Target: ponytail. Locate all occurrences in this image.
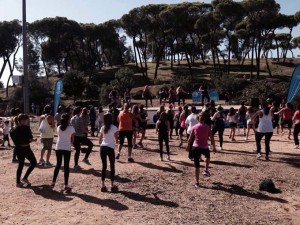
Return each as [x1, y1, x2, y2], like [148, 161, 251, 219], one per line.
[60, 113, 70, 131]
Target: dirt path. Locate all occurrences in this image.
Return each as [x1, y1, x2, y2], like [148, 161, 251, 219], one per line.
[0, 127, 299, 225]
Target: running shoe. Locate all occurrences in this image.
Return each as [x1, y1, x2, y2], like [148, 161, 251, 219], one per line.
[21, 178, 31, 186]
[111, 185, 119, 193]
[256, 153, 262, 159]
[202, 170, 211, 177]
[101, 186, 107, 192]
[16, 183, 24, 188]
[73, 165, 82, 170]
[12, 159, 18, 163]
[116, 153, 120, 159]
[194, 182, 200, 188]
[133, 144, 138, 149]
[82, 158, 91, 165]
[128, 157, 134, 162]
[45, 161, 53, 167]
[295, 145, 299, 149]
[160, 157, 163, 161]
[39, 159, 45, 166]
[167, 155, 170, 160]
[265, 156, 270, 161]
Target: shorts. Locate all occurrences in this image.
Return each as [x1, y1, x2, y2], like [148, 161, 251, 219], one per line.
[179, 127, 185, 135]
[192, 147, 210, 168]
[229, 122, 237, 128]
[41, 138, 53, 151]
[281, 119, 293, 129]
[119, 130, 133, 147]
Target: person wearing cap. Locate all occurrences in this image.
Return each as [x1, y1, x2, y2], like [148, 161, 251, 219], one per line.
[167, 104, 175, 139]
[211, 105, 226, 150]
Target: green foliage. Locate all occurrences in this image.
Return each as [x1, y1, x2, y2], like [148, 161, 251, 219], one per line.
[85, 84, 100, 100]
[170, 75, 193, 92]
[212, 73, 250, 96]
[63, 70, 86, 102]
[243, 81, 288, 103]
[99, 83, 112, 106]
[111, 67, 134, 94]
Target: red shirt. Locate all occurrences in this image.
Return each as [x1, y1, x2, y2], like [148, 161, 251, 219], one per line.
[282, 108, 293, 120]
[118, 111, 133, 131]
[192, 123, 210, 148]
[294, 110, 300, 124]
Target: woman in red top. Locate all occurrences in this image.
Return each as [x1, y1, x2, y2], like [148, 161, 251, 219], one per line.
[292, 104, 300, 148]
[276, 102, 294, 140]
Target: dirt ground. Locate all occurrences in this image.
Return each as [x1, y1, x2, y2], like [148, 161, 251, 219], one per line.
[0, 120, 299, 225]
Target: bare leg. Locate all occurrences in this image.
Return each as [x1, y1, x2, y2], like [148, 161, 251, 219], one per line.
[195, 168, 200, 184]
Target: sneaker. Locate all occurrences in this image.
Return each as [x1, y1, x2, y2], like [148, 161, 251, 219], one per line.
[128, 157, 134, 163]
[73, 165, 82, 170]
[265, 156, 270, 161]
[16, 183, 24, 188]
[160, 157, 163, 161]
[116, 153, 120, 159]
[133, 144, 138, 149]
[39, 159, 45, 166]
[101, 186, 107, 192]
[295, 145, 299, 149]
[111, 185, 119, 193]
[167, 155, 170, 160]
[45, 161, 53, 167]
[12, 159, 18, 163]
[178, 142, 182, 147]
[21, 178, 31, 186]
[194, 182, 200, 188]
[257, 153, 262, 159]
[82, 158, 91, 165]
[202, 170, 211, 177]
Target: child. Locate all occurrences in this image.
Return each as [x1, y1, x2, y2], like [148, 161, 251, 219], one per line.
[227, 107, 238, 141]
[2, 120, 11, 147]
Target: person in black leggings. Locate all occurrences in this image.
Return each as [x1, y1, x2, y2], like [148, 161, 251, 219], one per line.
[14, 114, 37, 187]
[156, 112, 170, 161]
[211, 105, 225, 150]
[99, 113, 119, 192]
[51, 114, 75, 191]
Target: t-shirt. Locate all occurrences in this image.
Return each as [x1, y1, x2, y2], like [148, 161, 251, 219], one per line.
[294, 110, 300, 124]
[14, 125, 33, 146]
[118, 111, 133, 131]
[282, 108, 293, 120]
[3, 124, 10, 135]
[192, 123, 210, 148]
[55, 126, 75, 151]
[54, 112, 63, 125]
[100, 125, 118, 149]
[40, 116, 54, 139]
[185, 113, 198, 134]
[227, 114, 237, 123]
[71, 115, 85, 137]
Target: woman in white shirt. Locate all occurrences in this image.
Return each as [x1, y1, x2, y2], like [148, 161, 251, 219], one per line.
[99, 113, 119, 192]
[227, 107, 238, 141]
[51, 114, 75, 192]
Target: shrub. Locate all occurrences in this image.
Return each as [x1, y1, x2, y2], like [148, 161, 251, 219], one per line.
[111, 67, 134, 94]
[170, 75, 193, 92]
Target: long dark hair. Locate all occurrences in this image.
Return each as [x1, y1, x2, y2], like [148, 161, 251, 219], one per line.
[103, 113, 113, 134]
[262, 102, 270, 115]
[60, 113, 70, 131]
[228, 107, 235, 116]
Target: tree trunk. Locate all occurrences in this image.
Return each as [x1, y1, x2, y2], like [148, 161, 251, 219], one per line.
[264, 50, 272, 77]
[133, 38, 139, 71]
[227, 34, 231, 75]
[250, 37, 255, 81]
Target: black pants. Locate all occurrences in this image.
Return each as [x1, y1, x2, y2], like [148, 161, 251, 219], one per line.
[169, 120, 174, 137]
[100, 146, 115, 181]
[13, 146, 18, 161]
[159, 133, 170, 158]
[145, 96, 152, 108]
[52, 150, 71, 185]
[16, 146, 37, 184]
[90, 121, 96, 135]
[73, 136, 93, 166]
[212, 125, 225, 147]
[293, 123, 300, 146]
[177, 93, 185, 106]
[255, 132, 273, 157]
[202, 94, 210, 105]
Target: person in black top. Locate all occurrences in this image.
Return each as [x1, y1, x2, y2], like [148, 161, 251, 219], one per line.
[109, 102, 120, 127]
[14, 114, 37, 187]
[238, 101, 248, 136]
[199, 83, 210, 106]
[211, 105, 225, 150]
[166, 104, 175, 139]
[156, 112, 170, 161]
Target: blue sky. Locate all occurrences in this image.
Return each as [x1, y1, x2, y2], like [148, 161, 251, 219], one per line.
[0, 0, 300, 83]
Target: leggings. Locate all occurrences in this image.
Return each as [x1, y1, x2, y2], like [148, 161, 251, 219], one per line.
[212, 125, 225, 147]
[255, 132, 273, 157]
[293, 123, 300, 146]
[16, 146, 37, 184]
[90, 121, 96, 134]
[100, 146, 115, 181]
[158, 133, 170, 158]
[52, 150, 71, 185]
[73, 136, 94, 166]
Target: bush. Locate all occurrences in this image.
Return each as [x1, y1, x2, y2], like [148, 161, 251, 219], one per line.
[63, 70, 86, 103]
[99, 83, 113, 106]
[170, 75, 193, 92]
[85, 84, 100, 100]
[111, 67, 134, 94]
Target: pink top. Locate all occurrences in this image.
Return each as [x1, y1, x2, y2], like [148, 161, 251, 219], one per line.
[192, 123, 210, 148]
[282, 108, 293, 120]
[294, 110, 300, 124]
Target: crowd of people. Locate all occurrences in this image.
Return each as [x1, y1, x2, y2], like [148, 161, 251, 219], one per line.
[4, 97, 300, 191]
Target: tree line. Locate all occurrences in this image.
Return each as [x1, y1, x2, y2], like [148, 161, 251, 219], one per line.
[1, 0, 300, 90]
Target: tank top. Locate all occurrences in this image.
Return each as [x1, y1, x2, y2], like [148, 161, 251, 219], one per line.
[215, 112, 224, 127]
[257, 111, 273, 133]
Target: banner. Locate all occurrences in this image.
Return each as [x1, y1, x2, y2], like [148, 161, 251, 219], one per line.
[287, 64, 300, 102]
[54, 80, 63, 115]
[192, 89, 219, 102]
